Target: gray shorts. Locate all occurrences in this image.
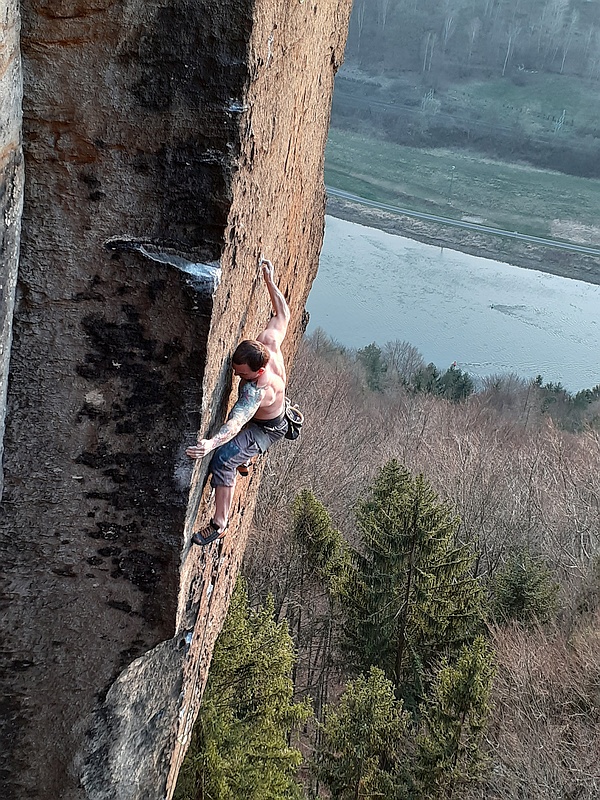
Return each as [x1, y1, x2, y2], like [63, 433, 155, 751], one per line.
[209, 416, 288, 488]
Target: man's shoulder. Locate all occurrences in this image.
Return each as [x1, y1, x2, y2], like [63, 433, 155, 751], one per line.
[256, 329, 283, 353]
[240, 380, 265, 400]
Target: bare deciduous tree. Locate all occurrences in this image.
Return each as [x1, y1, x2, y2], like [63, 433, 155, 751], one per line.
[474, 619, 600, 800]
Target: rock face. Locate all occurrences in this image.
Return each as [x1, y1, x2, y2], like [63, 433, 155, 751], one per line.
[0, 2, 351, 799]
[0, 1, 23, 498]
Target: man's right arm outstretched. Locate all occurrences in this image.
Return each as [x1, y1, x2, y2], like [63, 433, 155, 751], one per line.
[257, 259, 290, 350]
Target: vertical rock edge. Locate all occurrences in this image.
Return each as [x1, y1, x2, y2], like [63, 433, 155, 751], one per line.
[0, 0, 24, 498]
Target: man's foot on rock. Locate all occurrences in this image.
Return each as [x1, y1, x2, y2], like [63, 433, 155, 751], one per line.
[191, 520, 228, 546]
[237, 462, 251, 477]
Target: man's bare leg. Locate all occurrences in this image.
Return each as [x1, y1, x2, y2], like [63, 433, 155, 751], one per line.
[213, 484, 235, 531]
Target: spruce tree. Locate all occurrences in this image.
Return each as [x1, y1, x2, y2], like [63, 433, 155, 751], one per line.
[291, 489, 351, 743]
[174, 579, 310, 800]
[357, 342, 388, 392]
[415, 636, 495, 799]
[411, 363, 440, 395]
[490, 548, 559, 625]
[313, 667, 413, 800]
[341, 460, 485, 708]
[292, 488, 350, 592]
[437, 365, 474, 401]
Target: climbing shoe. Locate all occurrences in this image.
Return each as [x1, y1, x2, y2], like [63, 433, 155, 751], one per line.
[192, 520, 228, 546]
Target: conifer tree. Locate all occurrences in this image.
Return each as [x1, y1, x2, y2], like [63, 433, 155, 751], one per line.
[415, 636, 495, 799]
[490, 548, 559, 625]
[291, 489, 352, 742]
[341, 460, 485, 707]
[174, 579, 311, 800]
[357, 342, 387, 392]
[437, 365, 474, 401]
[313, 667, 413, 800]
[411, 363, 440, 395]
[292, 488, 350, 592]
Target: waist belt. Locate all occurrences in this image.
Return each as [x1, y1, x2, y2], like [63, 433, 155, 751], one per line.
[252, 412, 286, 430]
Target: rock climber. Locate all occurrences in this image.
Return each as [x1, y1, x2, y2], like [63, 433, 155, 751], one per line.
[186, 258, 290, 545]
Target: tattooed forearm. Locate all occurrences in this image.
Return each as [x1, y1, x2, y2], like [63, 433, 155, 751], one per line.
[208, 382, 265, 449]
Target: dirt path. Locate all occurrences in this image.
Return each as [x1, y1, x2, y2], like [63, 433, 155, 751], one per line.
[327, 195, 600, 287]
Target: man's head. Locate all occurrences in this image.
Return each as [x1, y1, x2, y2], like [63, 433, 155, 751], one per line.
[232, 339, 270, 380]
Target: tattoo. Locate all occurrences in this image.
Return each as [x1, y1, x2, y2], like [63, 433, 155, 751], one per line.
[210, 382, 265, 449]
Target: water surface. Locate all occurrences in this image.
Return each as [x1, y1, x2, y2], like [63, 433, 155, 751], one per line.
[307, 216, 600, 391]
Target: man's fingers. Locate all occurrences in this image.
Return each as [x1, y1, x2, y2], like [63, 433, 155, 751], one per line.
[187, 438, 212, 459]
[260, 258, 274, 277]
[186, 446, 206, 459]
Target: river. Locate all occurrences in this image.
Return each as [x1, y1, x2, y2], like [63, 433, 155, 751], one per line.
[306, 216, 600, 391]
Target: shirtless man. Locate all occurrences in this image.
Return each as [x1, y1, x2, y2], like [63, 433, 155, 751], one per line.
[186, 258, 290, 545]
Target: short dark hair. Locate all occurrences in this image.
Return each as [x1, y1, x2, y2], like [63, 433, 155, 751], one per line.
[232, 339, 270, 371]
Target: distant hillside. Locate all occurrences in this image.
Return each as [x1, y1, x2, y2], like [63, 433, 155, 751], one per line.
[334, 0, 600, 177]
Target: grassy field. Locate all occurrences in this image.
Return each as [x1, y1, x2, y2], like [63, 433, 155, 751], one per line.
[325, 127, 600, 243]
[441, 72, 600, 139]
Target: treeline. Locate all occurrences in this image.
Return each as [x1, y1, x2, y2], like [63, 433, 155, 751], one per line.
[332, 88, 600, 178]
[347, 0, 600, 84]
[333, 0, 600, 177]
[323, 331, 600, 432]
[331, 84, 600, 178]
[176, 334, 600, 798]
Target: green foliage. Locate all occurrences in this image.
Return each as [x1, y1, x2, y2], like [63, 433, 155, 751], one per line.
[573, 384, 600, 408]
[357, 342, 388, 392]
[308, 333, 475, 401]
[411, 363, 440, 395]
[340, 460, 485, 707]
[436, 365, 474, 402]
[412, 363, 474, 402]
[535, 378, 600, 431]
[313, 667, 413, 800]
[174, 579, 311, 800]
[490, 549, 560, 626]
[293, 489, 351, 593]
[307, 333, 600, 430]
[415, 637, 495, 799]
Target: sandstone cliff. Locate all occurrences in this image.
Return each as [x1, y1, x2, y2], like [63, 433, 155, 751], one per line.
[0, 0, 23, 498]
[0, 1, 351, 798]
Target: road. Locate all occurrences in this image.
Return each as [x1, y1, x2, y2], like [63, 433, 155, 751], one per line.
[326, 187, 600, 257]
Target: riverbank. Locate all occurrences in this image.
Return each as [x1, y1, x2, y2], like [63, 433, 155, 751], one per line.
[326, 194, 600, 287]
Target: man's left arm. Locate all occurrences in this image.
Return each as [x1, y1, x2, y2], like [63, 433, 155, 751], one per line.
[186, 382, 265, 460]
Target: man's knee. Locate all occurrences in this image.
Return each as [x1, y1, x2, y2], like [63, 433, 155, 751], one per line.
[209, 445, 227, 472]
[209, 443, 237, 487]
